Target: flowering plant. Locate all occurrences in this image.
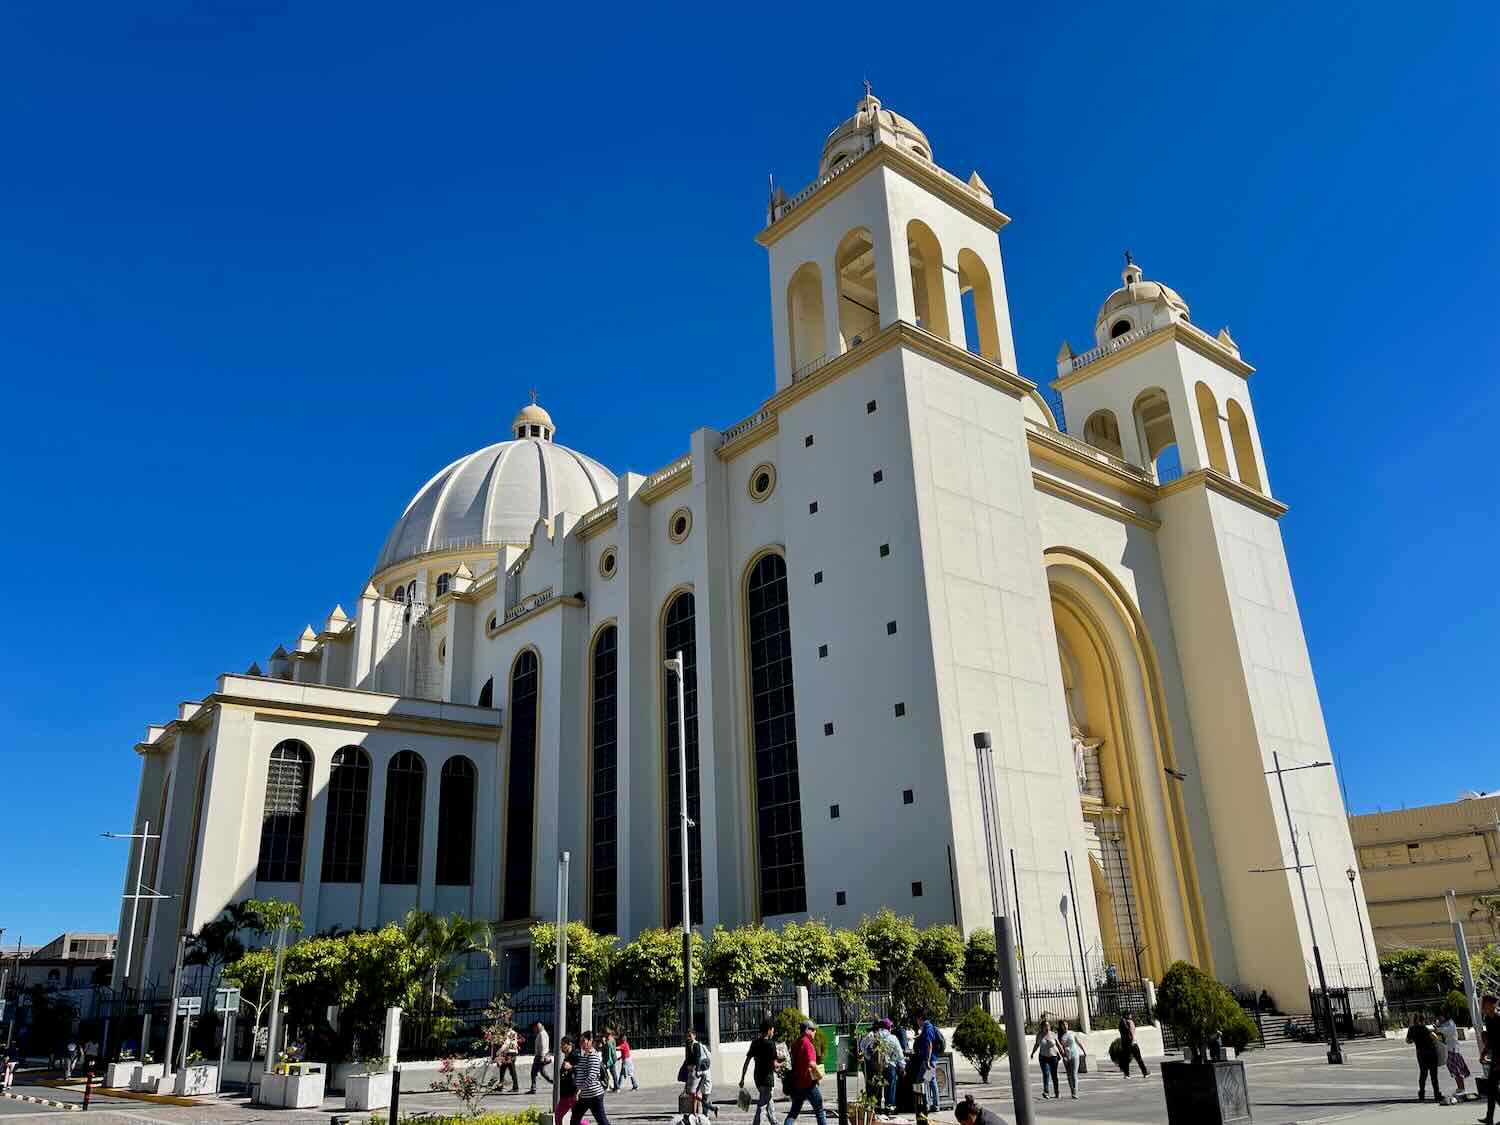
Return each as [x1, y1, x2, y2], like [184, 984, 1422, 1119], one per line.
[431, 1056, 502, 1117]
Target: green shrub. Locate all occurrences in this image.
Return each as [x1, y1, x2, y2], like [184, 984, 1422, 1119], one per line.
[1440, 990, 1471, 1024]
[774, 1007, 829, 1057]
[1107, 1037, 1124, 1064]
[914, 925, 966, 993]
[1155, 961, 1251, 1063]
[858, 909, 919, 982]
[962, 930, 999, 991]
[892, 960, 949, 1025]
[1416, 951, 1463, 996]
[951, 1007, 1006, 1082]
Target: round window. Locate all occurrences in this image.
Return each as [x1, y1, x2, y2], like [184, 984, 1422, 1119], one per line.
[748, 462, 777, 502]
[599, 546, 619, 579]
[668, 507, 693, 543]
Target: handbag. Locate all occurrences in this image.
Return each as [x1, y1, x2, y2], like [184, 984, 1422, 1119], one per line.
[1078, 1055, 1088, 1074]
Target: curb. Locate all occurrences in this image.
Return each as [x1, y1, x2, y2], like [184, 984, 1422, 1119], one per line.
[1, 1089, 82, 1111]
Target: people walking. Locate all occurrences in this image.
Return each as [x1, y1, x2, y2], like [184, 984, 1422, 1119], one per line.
[1117, 1012, 1149, 1077]
[876, 1019, 904, 1113]
[1405, 1015, 1443, 1102]
[529, 1021, 554, 1093]
[602, 1029, 619, 1093]
[498, 1024, 521, 1092]
[1057, 1020, 1086, 1099]
[569, 1030, 612, 1125]
[1434, 1013, 1469, 1094]
[1480, 994, 1500, 1125]
[681, 1028, 716, 1120]
[615, 1033, 638, 1091]
[554, 1036, 577, 1125]
[739, 1017, 781, 1125]
[1029, 1019, 1060, 1099]
[785, 1020, 828, 1125]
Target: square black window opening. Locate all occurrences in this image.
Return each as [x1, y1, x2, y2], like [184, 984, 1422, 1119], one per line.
[879, 543, 890, 557]
[805, 434, 815, 447]
[903, 788, 914, 804]
[911, 881, 923, 897]
[823, 722, 834, 736]
[894, 702, 906, 717]
[866, 400, 877, 413]
[809, 501, 819, 514]
[818, 644, 828, 658]
[830, 804, 840, 819]
[886, 621, 898, 635]
[873, 470, 883, 484]
[836, 890, 848, 905]
[813, 571, 823, 585]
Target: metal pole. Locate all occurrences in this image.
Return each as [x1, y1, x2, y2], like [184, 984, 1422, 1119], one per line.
[1345, 869, 1377, 995]
[1064, 851, 1090, 1025]
[123, 821, 149, 985]
[667, 651, 694, 1037]
[266, 921, 289, 1068]
[1111, 835, 1144, 982]
[553, 851, 570, 1116]
[1445, 890, 1480, 1035]
[1271, 752, 1343, 1064]
[162, 933, 187, 1079]
[974, 731, 1034, 1125]
[1009, 849, 1031, 1024]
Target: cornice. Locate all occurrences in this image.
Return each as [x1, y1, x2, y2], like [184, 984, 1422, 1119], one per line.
[639, 467, 694, 505]
[755, 143, 1010, 248]
[576, 509, 618, 541]
[1052, 322, 1254, 392]
[1024, 427, 1157, 501]
[1157, 468, 1289, 519]
[715, 414, 779, 462]
[1032, 471, 1160, 531]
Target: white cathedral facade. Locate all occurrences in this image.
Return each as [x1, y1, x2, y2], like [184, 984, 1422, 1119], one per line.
[117, 93, 1375, 1007]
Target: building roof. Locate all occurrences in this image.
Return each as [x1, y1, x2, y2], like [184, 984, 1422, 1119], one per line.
[1096, 261, 1190, 329]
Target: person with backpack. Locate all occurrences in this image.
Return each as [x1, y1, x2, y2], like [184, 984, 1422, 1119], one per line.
[681, 1028, 716, 1120]
[1116, 1011, 1149, 1077]
[909, 1007, 943, 1116]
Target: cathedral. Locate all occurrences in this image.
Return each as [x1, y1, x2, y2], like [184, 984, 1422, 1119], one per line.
[116, 92, 1373, 1008]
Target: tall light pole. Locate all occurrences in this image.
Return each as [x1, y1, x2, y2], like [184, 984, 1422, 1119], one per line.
[553, 851, 570, 1115]
[1445, 890, 1480, 1036]
[104, 822, 169, 1060]
[973, 731, 1034, 1125]
[1259, 752, 1342, 1064]
[1345, 867, 1376, 994]
[664, 651, 694, 1038]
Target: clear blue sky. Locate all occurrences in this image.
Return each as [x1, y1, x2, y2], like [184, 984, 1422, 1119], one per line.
[2, 2, 1495, 942]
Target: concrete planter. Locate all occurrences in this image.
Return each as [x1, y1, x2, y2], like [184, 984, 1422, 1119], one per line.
[104, 1061, 137, 1088]
[174, 1063, 218, 1096]
[1161, 1059, 1250, 1125]
[129, 1063, 165, 1091]
[344, 1072, 392, 1111]
[256, 1065, 326, 1109]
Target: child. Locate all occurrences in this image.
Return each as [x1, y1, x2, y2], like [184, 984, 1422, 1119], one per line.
[615, 1033, 638, 1091]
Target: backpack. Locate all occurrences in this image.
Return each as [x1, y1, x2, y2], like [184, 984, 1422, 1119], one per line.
[932, 1025, 947, 1056]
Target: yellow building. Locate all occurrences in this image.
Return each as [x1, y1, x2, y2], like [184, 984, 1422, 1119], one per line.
[1350, 794, 1500, 950]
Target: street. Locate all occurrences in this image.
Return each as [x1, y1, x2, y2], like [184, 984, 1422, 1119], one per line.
[0, 1038, 1487, 1124]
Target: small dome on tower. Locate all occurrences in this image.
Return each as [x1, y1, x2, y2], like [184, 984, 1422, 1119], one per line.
[819, 87, 934, 176]
[1093, 256, 1191, 347]
[512, 399, 556, 440]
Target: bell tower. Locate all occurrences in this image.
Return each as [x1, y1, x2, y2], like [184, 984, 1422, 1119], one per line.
[759, 89, 1019, 390]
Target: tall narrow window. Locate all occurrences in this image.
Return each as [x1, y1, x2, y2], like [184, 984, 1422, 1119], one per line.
[256, 740, 311, 882]
[380, 751, 425, 884]
[663, 592, 704, 925]
[503, 651, 540, 919]
[477, 676, 494, 708]
[436, 756, 476, 886]
[590, 626, 620, 934]
[746, 553, 808, 916]
[321, 746, 371, 883]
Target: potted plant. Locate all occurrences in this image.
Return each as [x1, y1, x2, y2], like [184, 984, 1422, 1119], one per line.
[1156, 961, 1259, 1125]
[850, 1090, 881, 1125]
[256, 1044, 326, 1108]
[105, 1048, 138, 1089]
[344, 1055, 392, 1111]
[174, 1049, 219, 1096]
[129, 1051, 164, 1092]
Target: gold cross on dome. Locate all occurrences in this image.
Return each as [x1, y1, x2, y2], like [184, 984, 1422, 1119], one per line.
[528, 387, 538, 404]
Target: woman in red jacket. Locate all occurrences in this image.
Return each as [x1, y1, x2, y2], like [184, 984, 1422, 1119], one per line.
[785, 1021, 827, 1125]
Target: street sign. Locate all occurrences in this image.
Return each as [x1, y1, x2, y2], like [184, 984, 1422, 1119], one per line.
[213, 987, 240, 1013]
[177, 995, 202, 1016]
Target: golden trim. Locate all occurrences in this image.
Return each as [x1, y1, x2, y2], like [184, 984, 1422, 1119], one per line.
[640, 466, 694, 504]
[1033, 472, 1161, 531]
[500, 644, 543, 921]
[577, 508, 618, 542]
[1025, 427, 1158, 501]
[598, 546, 619, 580]
[1046, 546, 1214, 975]
[667, 507, 693, 544]
[716, 415, 780, 461]
[483, 594, 584, 641]
[658, 583, 696, 927]
[583, 618, 619, 931]
[1051, 322, 1254, 393]
[1157, 468, 1288, 519]
[747, 463, 777, 503]
[218, 701, 502, 741]
[756, 142, 1010, 247]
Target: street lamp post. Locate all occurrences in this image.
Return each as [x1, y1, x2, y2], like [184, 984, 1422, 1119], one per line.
[103, 822, 169, 1060]
[664, 651, 694, 1039]
[1263, 752, 1343, 1064]
[1344, 868, 1377, 995]
[973, 731, 1034, 1125]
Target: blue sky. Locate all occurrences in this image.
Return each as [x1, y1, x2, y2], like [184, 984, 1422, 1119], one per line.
[2, 2, 1496, 941]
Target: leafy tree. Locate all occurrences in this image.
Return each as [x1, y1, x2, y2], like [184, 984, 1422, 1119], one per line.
[340, 925, 424, 1053]
[915, 925, 965, 993]
[858, 909, 918, 983]
[951, 1006, 1006, 1081]
[1379, 948, 1429, 980]
[1155, 960, 1256, 1063]
[405, 910, 496, 1012]
[1440, 990, 1471, 1024]
[530, 923, 617, 1002]
[1415, 950, 1464, 996]
[963, 930, 1000, 991]
[245, 898, 304, 936]
[185, 900, 260, 1000]
[892, 960, 948, 1024]
[702, 925, 784, 1000]
[830, 929, 877, 1001]
[779, 920, 837, 990]
[609, 927, 704, 999]
[775, 1007, 828, 1056]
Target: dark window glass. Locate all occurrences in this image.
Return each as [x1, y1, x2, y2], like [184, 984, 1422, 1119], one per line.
[879, 543, 890, 558]
[664, 592, 704, 925]
[746, 553, 808, 917]
[894, 702, 906, 717]
[903, 788, 915, 805]
[380, 751, 425, 884]
[320, 746, 370, 883]
[818, 644, 828, 659]
[436, 572, 451, 597]
[503, 652, 540, 918]
[830, 804, 840, 819]
[866, 400, 877, 413]
[477, 676, 494, 708]
[804, 434, 814, 447]
[808, 501, 818, 514]
[436, 756, 476, 885]
[837, 890, 848, 905]
[912, 881, 924, 897]
[873, 470, 883, 484]
[813, 571, 823, 585]
[257, 740, 311, 882]
[590, 626, 620, 934]
[887, 621, 898, 635]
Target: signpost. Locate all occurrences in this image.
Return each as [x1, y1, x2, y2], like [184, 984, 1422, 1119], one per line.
[215, 988, 240, 1097]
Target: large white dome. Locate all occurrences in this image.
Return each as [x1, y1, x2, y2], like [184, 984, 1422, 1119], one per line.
[374, 403, 616, 574]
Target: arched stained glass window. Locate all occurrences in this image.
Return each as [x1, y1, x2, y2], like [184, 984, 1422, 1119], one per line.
[380, 751, 425, 885]
[436, 755, 476, 886]
[746, 553, 807, 916]
[321, 746, 371, 883]
[257, 740, 312, 882]
[589, 626, 619, 934]
[663, 592, 703, 925]
[503, 651, 539, 919]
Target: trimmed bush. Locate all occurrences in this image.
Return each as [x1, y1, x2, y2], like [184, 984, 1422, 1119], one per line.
[774, 1007, 829, 1057]
[1440, 990, 1471, 1024]
[892, 960, 949, 1025]
[1155, 960, 1254, 1062]
[951, 1007, 1006, 1082]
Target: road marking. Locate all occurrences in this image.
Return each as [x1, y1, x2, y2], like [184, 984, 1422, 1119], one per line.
[0, 1093, 77, 1113]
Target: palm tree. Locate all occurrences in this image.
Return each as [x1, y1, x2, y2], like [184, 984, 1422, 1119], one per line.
[403, 910, 496, 1019]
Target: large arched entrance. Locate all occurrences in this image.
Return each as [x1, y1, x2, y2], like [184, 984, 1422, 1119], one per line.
[1046, 548, 1210, 981]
